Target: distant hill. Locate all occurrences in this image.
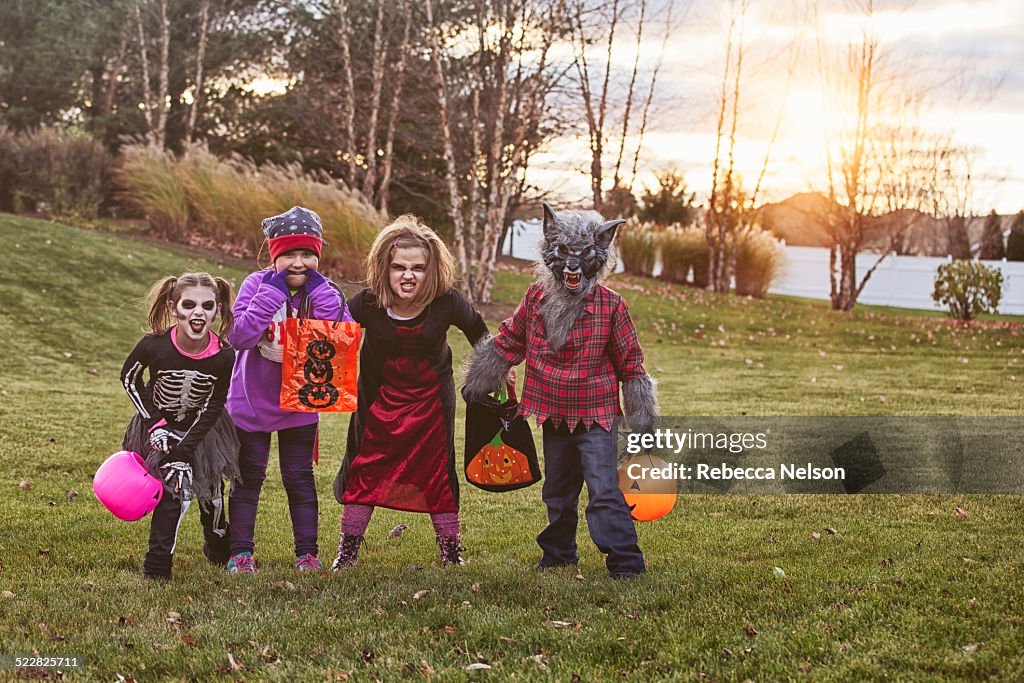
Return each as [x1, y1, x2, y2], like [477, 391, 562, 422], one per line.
[757, 193, 1011, 257]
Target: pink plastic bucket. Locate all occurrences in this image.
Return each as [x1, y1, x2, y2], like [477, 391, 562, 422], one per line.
[93, 450, 163, 521]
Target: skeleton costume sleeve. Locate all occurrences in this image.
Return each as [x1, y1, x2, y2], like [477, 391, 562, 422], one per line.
[121, 337, 164, 432]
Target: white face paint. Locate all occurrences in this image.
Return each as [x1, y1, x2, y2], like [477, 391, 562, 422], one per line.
[173, 286, 218, 344]
[389, 246, 429, 303]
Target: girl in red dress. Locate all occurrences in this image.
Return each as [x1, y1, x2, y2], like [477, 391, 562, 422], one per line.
[332, 215, 488, 568]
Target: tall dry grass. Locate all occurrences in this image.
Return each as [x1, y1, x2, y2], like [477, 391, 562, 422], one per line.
[115, 143, 383, 277]
[734, 227, 785, 298]
[659, 226, 709, 287]
[618, 221, 659, 277]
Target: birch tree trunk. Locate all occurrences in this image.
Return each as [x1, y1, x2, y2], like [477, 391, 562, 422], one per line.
[360, 1, 387, 198]
[184, 0, 210, 146]
[376, 2, 410, 215]
[133, 1, 154, 143]
[154, 0, 170, 149]
[337, 0, 357, 187]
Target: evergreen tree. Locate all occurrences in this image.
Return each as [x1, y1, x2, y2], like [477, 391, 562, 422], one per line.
[978, 210, 1005, 260]
[1006, 211, 1024, 261]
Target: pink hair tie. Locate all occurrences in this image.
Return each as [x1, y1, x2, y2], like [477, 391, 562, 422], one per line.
[391, 238, 401, 250]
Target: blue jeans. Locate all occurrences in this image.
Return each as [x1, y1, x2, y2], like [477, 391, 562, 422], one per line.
[537, 421, 646, 575]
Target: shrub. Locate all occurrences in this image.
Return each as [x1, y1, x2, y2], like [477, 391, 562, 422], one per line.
[734, 228, 784, 298]
[0, 126, 16, 212]
[5, 127, 109, 218]
[659, 227, 708, 286]
[931, 260, 1003, 321]
[115, 143, 383, 277]
[618, 221, 658, 277]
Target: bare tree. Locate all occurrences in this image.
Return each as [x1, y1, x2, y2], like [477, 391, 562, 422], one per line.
[426, 0, 572, 304]
[132, 0, 170, 148]
[814, 1, 945, 310]
[183, 0, 210, 145]
[570, 0, 679, 213]
[704, 0, 795, 293]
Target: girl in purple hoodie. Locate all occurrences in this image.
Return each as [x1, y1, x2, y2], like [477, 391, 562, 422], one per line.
[225, 206, 352, 574]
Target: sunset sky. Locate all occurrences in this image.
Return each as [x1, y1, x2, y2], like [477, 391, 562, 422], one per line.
[532, 0, 1024, 214]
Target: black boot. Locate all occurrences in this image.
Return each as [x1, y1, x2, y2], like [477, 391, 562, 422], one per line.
[143, 551, 173, 581]
[332, 533, 364, 571]
[437, 534, 464, 566]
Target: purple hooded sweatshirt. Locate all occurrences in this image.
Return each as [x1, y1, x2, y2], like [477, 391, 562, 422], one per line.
[227, 270, 352, 433]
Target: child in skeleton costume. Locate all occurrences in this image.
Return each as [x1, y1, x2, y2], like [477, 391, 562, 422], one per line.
[331, 215, 488, 569]
[120, 272, 240, 581]
[226, 206, 352, 574]
[464, 204, 659, 579]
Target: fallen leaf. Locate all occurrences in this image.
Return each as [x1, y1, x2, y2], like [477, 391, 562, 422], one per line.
[413, 589, 432, 600]
[811, 532, 822, 541]
[66, 489, 80, 501]
[744, 624, 759, 637]
[181, 634, 198, 648]
[443, 626, 457, 635]
[962, 643, 984, 655]
[772, 566, 786, 578]
[19, 480, 31, 490]
[166, 611, 182, 625]
[227, 652, 245, 671]
[38, 548, 51, 556]
[968, 598, 977, 606]
[2, 591, 14, 598]
[388, 523, 409, 539]
[954, 506, 967, 519]
[471, 582, 480, 593]
[824, 527, 837, 535]
[419, 660, 435, 678]
[466, 663, 492, 671]
[543, 620, 574, 629]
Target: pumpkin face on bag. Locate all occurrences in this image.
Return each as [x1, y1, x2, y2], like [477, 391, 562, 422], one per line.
[466, 433, 532, 486]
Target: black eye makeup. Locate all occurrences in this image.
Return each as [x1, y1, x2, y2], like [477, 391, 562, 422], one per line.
[202, 301, 216, 311]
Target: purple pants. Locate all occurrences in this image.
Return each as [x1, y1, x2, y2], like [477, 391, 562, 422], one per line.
[229, 423, 319, 557]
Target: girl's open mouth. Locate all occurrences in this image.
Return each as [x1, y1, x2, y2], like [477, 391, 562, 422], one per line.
[189, 320, 206, 333]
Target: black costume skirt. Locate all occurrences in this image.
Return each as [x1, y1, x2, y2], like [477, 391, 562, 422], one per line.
[122, 411, 241, 503]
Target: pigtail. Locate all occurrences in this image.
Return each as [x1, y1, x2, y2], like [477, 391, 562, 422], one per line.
[214, 277, 236, 339]
[144, 276, 178, 334]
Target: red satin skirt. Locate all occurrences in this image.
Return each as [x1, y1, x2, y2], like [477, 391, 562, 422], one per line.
[341, 354, 456, 513]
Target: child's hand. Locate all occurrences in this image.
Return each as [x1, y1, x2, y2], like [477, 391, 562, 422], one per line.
[148, 427, 179, 453]
[303, 269, 327, 291]
[160, 461, 193, 500]
[265, 268, 293, 296]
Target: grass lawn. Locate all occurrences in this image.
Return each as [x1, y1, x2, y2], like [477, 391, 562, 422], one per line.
[1, 213, 1022, 681]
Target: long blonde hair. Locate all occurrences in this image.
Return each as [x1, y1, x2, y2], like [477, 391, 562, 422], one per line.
[144, 272, 235, 338]
[364, 215, 457, 309]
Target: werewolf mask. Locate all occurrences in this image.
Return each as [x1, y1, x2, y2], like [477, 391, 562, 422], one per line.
[541, 203, 625, 297]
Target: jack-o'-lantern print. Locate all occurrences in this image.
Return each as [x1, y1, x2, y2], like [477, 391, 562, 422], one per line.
[466, 432, 533, 486]
[307, 339, 336, 360]
[298, 338, 339, 409]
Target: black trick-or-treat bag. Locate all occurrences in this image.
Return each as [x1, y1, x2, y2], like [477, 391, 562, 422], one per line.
[464, 384, 540, 492]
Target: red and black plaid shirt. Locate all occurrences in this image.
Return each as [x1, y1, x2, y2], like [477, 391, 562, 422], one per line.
[493, 282, 647, 431]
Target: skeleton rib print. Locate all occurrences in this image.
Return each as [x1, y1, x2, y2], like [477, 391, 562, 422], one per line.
[153, 369, 217, 423]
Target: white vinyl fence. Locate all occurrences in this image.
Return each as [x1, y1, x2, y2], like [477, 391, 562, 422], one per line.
[503, 220, 1024, 315]
[770, 246, 1024, 315]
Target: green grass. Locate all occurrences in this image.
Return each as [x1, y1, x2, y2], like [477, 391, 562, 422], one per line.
[1, 213, 1023, 681]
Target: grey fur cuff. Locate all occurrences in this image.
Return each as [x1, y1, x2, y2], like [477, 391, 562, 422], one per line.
[462, 335, 513, 402]
[622, 375, 659, 432]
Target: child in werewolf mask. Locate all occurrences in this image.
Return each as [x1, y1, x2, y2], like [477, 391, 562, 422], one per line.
[464, 204, 659, 579]
[332, 215, 489, 569]
[120, 272, 240, 581]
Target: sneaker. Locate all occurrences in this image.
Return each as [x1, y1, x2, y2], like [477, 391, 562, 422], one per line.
[437, 534, 465, 566]
[226, 552, 256, 574]
[332, 534, 364, 571]
[295, 553, 323, 573]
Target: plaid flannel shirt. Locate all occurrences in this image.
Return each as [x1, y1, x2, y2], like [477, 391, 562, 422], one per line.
[492, 281, 647, 431]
